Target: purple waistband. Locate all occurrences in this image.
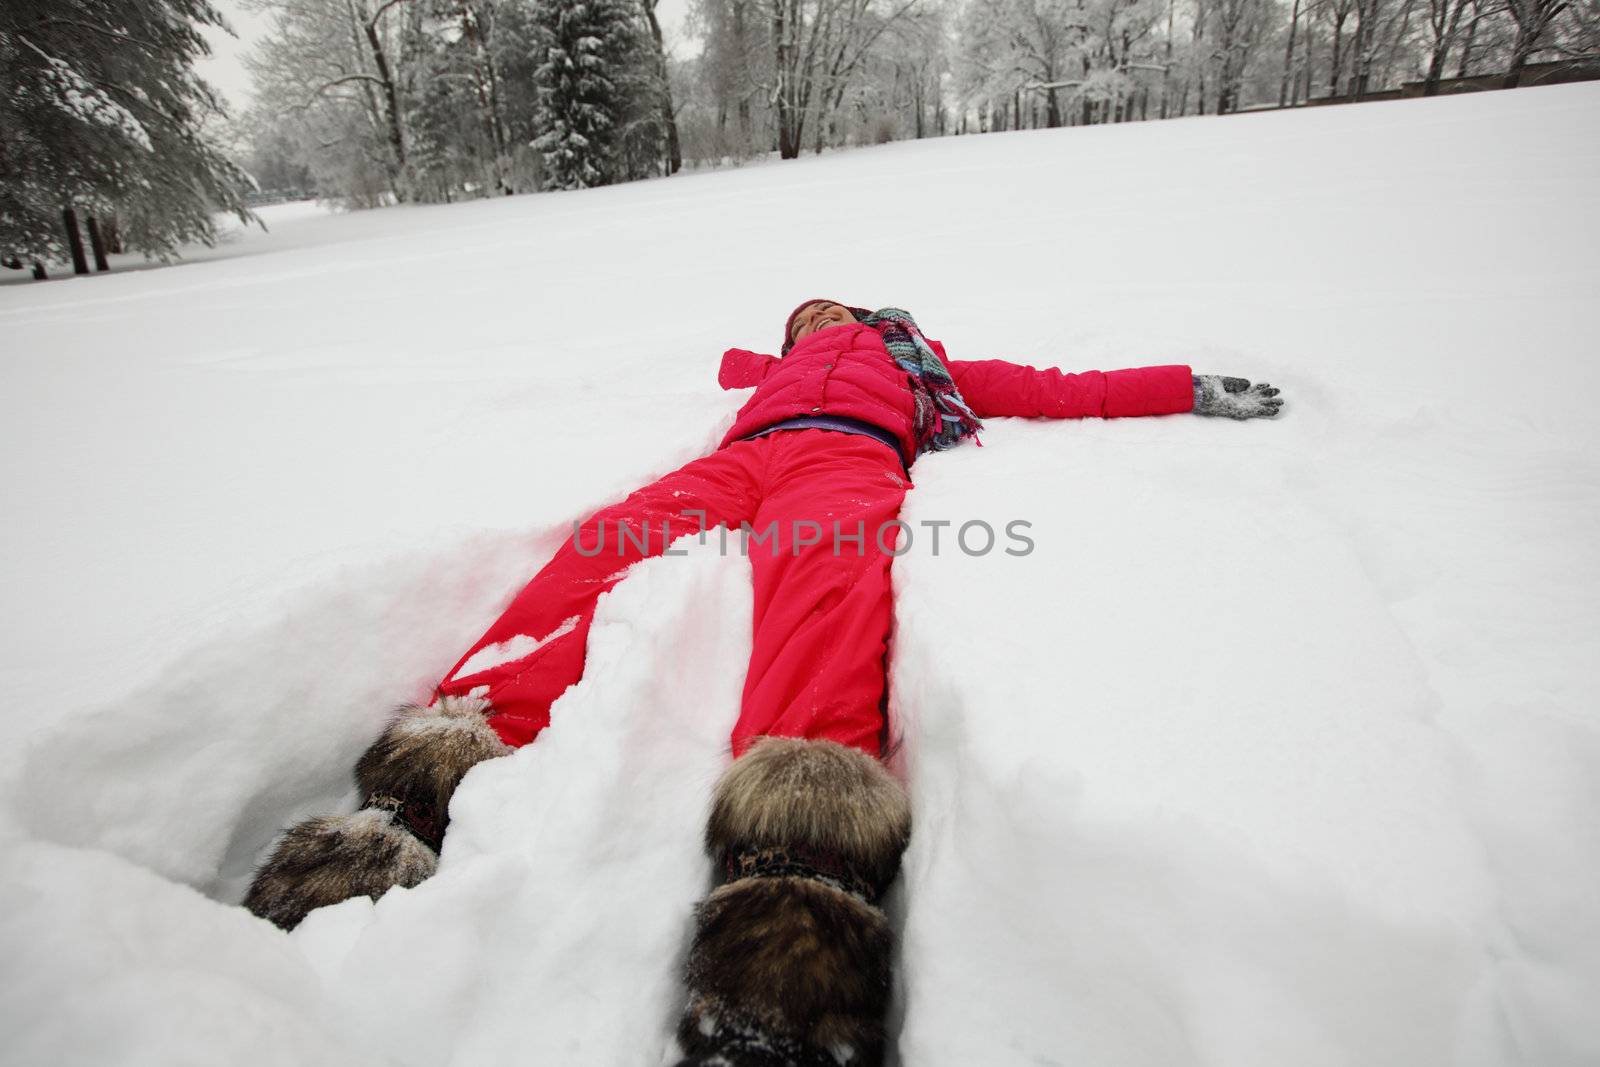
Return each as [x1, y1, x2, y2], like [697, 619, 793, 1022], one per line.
[738, 415, 906, 465]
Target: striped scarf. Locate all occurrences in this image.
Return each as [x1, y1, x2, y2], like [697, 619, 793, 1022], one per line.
[859, 307, 982, 454]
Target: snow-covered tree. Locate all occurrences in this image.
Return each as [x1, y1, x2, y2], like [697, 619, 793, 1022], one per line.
[1210, 0, 1269, 111]
[1502, 0, 1574, 83]
[839, 2, 951, 142]
[242, 0, 421, 204]
[956, 0, 1085, 128]
[684, 0, 770, 156]
[1560, 0, 1600, 58]
[404, 0, 520, 198]
[0, 0, 253, 270]
[530, 0, 661, 188]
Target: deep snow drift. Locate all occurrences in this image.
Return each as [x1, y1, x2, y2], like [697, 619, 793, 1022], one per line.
[2, 84, 1598, 1066]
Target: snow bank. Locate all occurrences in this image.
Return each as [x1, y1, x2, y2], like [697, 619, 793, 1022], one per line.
[2, 84, 1597, 1065]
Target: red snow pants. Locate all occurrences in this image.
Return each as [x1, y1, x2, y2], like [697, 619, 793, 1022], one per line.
[434, 429, 909, 758]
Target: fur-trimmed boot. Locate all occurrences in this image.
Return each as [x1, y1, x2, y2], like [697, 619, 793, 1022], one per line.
[675, 737, 912, 1067]
[244, 695, 509, 930]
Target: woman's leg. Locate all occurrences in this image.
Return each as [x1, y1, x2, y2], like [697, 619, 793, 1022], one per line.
[734, 430, 909, 757]
[246, 443, 765, 930]
[676, 431, 913, 1067]
[436, 441, 766, 748]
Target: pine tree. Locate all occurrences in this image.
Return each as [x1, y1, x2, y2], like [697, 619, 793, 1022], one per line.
[0, 0, 253, 269]
[529, 0, 656, 189]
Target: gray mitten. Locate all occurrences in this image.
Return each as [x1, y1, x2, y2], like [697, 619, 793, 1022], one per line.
[1192, 375, 1283, 420]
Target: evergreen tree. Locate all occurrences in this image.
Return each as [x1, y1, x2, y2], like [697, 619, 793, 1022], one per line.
[530, 0, 658, 189]
[0, 0, 254, 269]
[404, 0, 519, 199]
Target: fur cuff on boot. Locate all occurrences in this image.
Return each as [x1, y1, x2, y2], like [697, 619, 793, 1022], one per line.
[245, 696, 508, 930]
[678, 737, 912, 1067]
[243, 808, 437, 930]
[705, 737, 911, 898]
[355, 695, 510, 851]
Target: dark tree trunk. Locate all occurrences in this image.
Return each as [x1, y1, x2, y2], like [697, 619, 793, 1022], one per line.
[1422, 0, 1463, 93]
[1281, 0, 1302, 105]
[33, 261, 48, 280]
[361, 6, 409, 195]
[62, 207, 89, 275]
[86, 216, 110, 271]
[1350, 0, 1379, 99]
[774, 28, 799, 153]
[1456, 1, 1480, 76]
[1503, 38, 1534, 86]
[458, 0, 514, 193]
[1329, 9, 1349, 95]
[1501, 0, 1562, 90]
[641, 0, 683, 174]
[1378, 0, 1414, 92]
[1088, 53, 1100, 123]
[731, 0, 752, 143]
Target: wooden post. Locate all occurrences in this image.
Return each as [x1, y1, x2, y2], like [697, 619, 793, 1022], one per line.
[63, 207, 90, 275]
[87, 216, 110, 271]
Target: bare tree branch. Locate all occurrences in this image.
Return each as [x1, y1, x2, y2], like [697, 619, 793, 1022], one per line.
[294, 73, 388, 112]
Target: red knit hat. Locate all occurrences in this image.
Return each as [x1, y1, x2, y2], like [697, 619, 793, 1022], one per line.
[781, 298, 870, 355]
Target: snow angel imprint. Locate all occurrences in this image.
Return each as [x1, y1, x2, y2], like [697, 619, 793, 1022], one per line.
[245, 298, 1284, 1066]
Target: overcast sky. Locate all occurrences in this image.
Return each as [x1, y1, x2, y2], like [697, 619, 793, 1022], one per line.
[196, 0, 696, 113]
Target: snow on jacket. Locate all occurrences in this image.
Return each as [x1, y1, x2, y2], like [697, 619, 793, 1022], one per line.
[718, 321, 1195, 465]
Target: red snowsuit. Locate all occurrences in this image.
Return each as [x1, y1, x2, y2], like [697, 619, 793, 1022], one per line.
[435, 323, 1193, 757]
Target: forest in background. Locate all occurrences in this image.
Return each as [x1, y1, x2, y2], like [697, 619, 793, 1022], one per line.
[3, 0, 1597, 273]
[234, 0, 1600, 206]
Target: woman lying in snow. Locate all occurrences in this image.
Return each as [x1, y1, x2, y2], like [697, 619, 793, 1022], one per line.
[245, 299, 1283, 1066]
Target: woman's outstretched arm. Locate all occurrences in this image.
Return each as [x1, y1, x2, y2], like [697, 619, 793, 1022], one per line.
[940, 351, 1195, 419]
[936, 341, 1282, 421]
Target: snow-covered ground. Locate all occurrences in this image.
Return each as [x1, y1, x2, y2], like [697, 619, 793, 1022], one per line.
[2, 84, 1598, 1066]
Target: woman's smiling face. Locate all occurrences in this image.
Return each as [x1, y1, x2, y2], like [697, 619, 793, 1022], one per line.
[789, 301, 856, 346]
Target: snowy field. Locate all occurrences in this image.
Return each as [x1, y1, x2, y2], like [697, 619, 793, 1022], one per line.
[2, 83, 1598, 1066]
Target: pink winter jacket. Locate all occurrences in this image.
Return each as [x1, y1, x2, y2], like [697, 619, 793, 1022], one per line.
[718, 321, 1195, 465]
